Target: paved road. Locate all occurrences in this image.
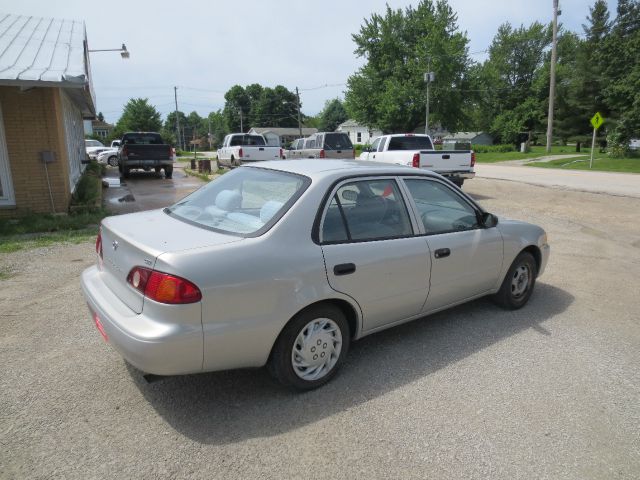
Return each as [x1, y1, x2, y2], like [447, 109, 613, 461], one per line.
[475, 163, 640, 198]
[1, 177, 639, 479]
[102, 163, 205, 214]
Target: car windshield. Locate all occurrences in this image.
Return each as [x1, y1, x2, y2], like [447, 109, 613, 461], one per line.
[387, 136, 433, 150]
[323, 133, 353, 150]
[85, 140, 104, 147]
[230, 135, 266, 146]
[122, 133, 164, 145]
[166, 168, 309, 235]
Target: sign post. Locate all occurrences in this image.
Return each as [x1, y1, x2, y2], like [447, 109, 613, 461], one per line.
[589, 112, 604, 169]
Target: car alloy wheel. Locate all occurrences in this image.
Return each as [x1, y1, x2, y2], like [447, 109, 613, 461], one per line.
[291, 318, 342, 381]
[511, 265, 531, 299]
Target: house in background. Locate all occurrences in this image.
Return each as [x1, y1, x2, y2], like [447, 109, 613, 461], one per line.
[90, 120, 113, 139]
[336, 120, 382, 145]
[443, 131, 494, 146]
[248, 127, 318, 147]
[0, 13, 95, 217]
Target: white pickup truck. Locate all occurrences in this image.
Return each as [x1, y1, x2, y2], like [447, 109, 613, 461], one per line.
[217, 134, 282, 167]
[359, 134, 475, 187]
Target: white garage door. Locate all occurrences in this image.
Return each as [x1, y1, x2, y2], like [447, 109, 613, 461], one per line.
[0, 102, 15, 206]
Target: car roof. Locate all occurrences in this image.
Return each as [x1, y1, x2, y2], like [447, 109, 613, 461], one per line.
[245, 159, 441, 180]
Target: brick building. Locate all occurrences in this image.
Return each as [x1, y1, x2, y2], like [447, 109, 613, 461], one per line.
[0, 13, 96, 217]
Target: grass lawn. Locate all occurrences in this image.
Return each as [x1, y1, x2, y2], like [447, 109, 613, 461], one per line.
[527, 155, 640, 173]
[0, 210, 107, 253]
[476, 145, 590, 163]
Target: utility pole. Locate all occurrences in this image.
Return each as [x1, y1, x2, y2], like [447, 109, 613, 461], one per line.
[208, 117, 212, 150]
[174, 86, 181, 151]
[545, 0, 559, 153]
[424, 59, 433, 136]
[295, 87, 303, 138]
[239, 108, 243, 132]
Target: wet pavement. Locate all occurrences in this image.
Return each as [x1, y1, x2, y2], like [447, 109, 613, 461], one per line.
[102, 163, 205, 215]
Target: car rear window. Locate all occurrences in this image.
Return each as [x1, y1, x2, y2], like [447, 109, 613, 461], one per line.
[387, 136, 433, 150]
[122, 133, 164, 145]
[166, 168, 310, 236]
[230, 135, 266, 146]
[323, 133, 353, 151]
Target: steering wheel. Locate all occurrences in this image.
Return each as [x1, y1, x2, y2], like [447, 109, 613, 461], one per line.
[175, 205, 203, 220]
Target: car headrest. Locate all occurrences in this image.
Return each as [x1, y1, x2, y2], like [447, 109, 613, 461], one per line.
[215, 190, 242, 211]
[260, 200, 284, 223]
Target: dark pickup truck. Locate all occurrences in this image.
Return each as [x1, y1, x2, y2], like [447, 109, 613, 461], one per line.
[118, 132, 174, 179]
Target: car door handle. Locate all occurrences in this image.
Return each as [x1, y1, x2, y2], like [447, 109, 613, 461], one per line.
[434, 248, 451, 259]
[442, 154, 450, 159]
[259, 147, 264, 151]
[334, 263, 356, 276]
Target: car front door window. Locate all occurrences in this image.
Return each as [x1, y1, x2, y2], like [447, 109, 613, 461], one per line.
[403, 179, 479, 234]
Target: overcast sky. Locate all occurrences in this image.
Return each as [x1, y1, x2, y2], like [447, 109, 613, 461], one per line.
[9, 0, 616, 123]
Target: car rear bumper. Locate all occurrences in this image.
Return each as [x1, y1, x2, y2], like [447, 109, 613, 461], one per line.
[80, 265, 203, 375]
[443, 171, 476, 179]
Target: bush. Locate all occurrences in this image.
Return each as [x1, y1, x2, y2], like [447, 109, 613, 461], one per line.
[470, 144, 515, 153]
[70, 161, 104, 212]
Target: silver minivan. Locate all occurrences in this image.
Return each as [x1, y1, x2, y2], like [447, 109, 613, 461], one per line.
[299, 132, 354, 159]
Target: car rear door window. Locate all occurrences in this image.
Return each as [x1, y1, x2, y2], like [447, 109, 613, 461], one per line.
[403, 179, 479, 234]
[322, 179, 413, 242]
[323, 133, 353, 151]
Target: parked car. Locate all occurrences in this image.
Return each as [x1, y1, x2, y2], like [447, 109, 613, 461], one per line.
[284, 138, 305, 159]
[81, 159, 549, 390]
[359, 134, 475, 187]
[298, 132, 354, 159]
[217, 133, 282, 167]
[117, 132, 173, 179]
[97, 148, 119, 167]
[85, 139, 108, 160]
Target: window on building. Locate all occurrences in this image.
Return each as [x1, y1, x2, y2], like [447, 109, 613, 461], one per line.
[357, 132, 362, 143]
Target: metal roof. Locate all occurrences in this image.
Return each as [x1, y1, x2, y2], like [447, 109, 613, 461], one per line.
[0, 13, 89, 87]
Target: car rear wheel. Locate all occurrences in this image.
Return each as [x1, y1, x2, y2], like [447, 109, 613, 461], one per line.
[452, 178, 464, 188]
[269, 305, 350, 390]
[165, 165, 173, 179]
[492, 251, 537, 310]
[108, 156, 118, 167]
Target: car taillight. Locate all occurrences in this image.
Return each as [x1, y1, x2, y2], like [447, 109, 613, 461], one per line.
[238, 147, 243, 158]
[471, 151, 476, 167]
[127, 267, 202, 304]
[319, 149, 325, 159]
[95, 229, 103, 259]
[412, 152, 420, 168]
[352, 149, 356, 159]
[169, 146, 173, 158]
[122, 146, 128, 157]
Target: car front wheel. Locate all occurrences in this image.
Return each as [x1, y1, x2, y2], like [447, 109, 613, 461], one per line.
[269, 305, 350, 390]
[492, 251, 537, 310]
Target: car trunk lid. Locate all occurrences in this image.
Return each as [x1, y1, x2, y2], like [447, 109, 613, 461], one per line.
[99, 209, 241, 313]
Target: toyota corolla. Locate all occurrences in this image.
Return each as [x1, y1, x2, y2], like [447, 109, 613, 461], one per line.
[81, 159, 549, 390]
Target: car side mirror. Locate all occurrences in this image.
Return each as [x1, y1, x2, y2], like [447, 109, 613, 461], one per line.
[481, 212, 499, 228]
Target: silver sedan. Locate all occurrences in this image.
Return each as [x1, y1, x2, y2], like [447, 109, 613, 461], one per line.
[81, 160, 549, 390]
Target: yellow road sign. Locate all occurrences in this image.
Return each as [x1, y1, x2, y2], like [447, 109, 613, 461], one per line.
[590, 112, 604, 130]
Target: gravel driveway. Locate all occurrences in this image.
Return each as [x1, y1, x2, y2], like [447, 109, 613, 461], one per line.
[1, 177, 639, 479]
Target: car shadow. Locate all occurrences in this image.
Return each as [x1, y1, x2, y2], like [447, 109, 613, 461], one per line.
[127, 282, 573, 445]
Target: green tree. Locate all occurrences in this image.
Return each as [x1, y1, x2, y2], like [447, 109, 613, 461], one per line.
[601, 0, 640, 149]
[113, 98, 162, 137]
[345, 0, 471, 133]
[223, 84, 300, 131]
[97, 112, 104, 122]
[318, 99, 348, 132]
[472, 22, 552, 143]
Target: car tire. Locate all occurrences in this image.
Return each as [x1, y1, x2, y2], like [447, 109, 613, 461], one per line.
[108, 156, 118, 167]
[154, 167, 161, 174]
[452, 178, 464, 188]
[268, 304, 350, 391]
[165, 165, 173, 179]
[492, 251, 537, 310]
